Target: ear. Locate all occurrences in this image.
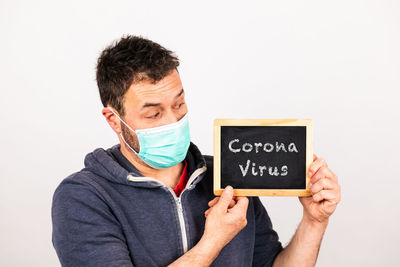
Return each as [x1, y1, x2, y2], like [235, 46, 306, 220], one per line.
[102, 107, 121, 135]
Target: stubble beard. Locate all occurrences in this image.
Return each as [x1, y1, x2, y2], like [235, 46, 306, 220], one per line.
[120, 123, 148, 167]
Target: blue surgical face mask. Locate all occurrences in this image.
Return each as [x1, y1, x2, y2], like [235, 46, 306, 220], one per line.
[108, 108, 191, 169]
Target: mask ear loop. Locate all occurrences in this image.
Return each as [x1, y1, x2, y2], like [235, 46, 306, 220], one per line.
[119, 132, 140, 154]
[107, 107, 140, 154]
[107, 107, 137, 133]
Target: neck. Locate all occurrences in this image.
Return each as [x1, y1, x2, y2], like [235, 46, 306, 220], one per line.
[119, 143, 184, 188]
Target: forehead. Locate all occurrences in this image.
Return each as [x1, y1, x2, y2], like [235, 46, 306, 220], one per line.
[125, 70, 183, 105]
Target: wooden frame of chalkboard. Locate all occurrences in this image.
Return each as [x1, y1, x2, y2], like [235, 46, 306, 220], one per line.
[214, 119, 313, 197]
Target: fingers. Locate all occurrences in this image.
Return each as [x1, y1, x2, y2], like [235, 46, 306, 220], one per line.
[208, 197, 237, 208]
[312, 189, 339, 204]
[214, 185, 234, 211]
[309, 155, 338, 187]
[228, 199, 237, 208]
[208, 197, 219, 207]
[204, 208, 211, 217]
[205, 196, 248, 217]
[204, 186, 248, 218]
[310, 167, 341, 205]
[228, 196, 249, 214]
[310, 165, 337, 186]
[308, 157, 328, 178]
[310, 177, 336, 194]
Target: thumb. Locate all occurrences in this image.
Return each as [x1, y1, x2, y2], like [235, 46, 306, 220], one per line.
[215, 185, 234, 211]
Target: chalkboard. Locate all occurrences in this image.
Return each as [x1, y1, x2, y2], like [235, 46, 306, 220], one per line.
[214, 119, 313, 196]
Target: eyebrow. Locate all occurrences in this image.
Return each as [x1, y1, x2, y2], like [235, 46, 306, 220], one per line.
[176, 88, 184, 98]
[141, 88, 184, 109]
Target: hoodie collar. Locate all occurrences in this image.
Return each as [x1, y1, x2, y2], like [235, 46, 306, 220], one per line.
[82, 142, 207, 189]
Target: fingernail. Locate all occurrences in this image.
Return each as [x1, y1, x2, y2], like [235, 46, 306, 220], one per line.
[308, 171, 313, 177]
[226, 185, 232, 192]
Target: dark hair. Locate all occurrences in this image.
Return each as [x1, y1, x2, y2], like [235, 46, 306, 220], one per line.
[96, 35, 180, 116]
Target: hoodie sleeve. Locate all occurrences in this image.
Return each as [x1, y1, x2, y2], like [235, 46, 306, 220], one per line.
[51, 177, 134, 267]
[251, 197, 283, 267]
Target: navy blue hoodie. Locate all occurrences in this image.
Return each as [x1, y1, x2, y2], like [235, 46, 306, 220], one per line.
[51, 142, 283, 266]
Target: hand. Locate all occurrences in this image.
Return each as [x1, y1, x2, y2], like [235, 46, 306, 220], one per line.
[201, 186, 249, 251]
[204, 194, 239, 217]
[299, 154, 341, 224]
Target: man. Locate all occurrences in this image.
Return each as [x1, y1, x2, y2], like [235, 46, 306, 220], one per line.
[52, 35, 341, 267]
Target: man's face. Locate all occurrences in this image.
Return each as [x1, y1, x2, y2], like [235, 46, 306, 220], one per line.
[119, 69, 188, 153]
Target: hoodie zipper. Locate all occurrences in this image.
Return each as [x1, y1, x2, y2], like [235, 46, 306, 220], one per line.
[126, 165, 207, 254]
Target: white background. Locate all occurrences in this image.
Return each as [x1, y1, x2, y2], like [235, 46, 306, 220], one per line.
[1, 0, 399, 266]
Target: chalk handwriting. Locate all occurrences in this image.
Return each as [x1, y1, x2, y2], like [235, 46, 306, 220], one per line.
[228, 139, 298, 153]
[238, 159, 289, 177]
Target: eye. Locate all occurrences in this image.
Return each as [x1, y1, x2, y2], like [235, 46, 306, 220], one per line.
[147, 112, 159, 119]
[175, 102, 185, 109]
